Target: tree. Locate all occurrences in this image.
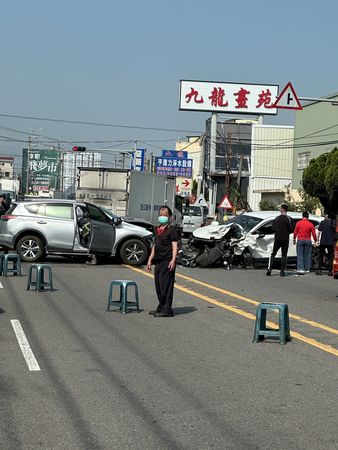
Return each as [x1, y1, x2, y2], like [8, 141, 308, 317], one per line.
[302, 147, 338, 214]
[259, 200, 278, 211]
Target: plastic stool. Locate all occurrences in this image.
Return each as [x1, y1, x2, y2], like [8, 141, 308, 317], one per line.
[27, 264, 54, 291]
[0, 254, 21, 276]
[253, 302, 291, 345]
[106, 280, 140, 314]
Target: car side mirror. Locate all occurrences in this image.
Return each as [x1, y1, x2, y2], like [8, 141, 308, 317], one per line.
[112, 217, 122, 226]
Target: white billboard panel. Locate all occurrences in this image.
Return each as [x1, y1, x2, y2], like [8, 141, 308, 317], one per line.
[179, 80, 279, 115]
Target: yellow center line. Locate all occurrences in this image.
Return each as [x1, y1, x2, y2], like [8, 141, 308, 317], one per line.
[175, 272, 338, 336]
[126, 266, 338, 358]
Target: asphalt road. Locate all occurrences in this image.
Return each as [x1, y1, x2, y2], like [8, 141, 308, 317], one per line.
[0, 258, 337, 450]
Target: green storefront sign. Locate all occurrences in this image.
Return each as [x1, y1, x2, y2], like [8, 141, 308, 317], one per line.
[21, 148, 61, 194]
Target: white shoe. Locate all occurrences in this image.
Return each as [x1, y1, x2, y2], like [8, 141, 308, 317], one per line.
[297, 269, 305, 274]
[304, 270, 310, 273]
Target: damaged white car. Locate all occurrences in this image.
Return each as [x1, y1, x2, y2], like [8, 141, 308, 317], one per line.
[178, 211, 323, 269]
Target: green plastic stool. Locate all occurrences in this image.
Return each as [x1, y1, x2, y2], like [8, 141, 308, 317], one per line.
[107, 280, 140, 314]
[253, 302, 291, 345]
[0, 254, 22, 276]
[27, 264, 54, 292]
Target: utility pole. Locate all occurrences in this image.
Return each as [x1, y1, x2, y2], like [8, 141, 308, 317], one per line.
[225, 132, 232, 197]
[197, 135, 205, 196]
[208, 113, 218, 216]
[26, 128, 41, 195]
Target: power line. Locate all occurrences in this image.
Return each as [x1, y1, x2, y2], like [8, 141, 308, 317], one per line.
[0, 112, 203, 134]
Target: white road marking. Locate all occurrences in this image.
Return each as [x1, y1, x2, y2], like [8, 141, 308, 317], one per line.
[0, 281, 3, 288]
[10, 319, 41, 371]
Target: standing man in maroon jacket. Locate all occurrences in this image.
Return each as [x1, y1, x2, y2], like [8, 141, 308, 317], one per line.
[293, 211, 317, 274]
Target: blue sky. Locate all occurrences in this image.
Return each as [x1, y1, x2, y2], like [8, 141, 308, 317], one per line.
[1, 0, 338, 164]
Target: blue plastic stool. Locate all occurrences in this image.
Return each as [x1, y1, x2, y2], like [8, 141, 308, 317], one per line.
[27, 264, 54, 292]
[253, 302, 291, 345]
[0, 254, 21, 276]
[107, 280, 140, 314]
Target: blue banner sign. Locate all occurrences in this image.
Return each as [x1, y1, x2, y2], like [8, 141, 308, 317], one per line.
[132, 148, 145, 171]
[162, 149, 188, 159]
[155, 156, 193, 178]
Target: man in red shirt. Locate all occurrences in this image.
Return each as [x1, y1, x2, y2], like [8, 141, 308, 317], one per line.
[293, 211, 317, 274]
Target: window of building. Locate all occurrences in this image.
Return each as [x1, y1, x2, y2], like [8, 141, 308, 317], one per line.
[297, 152, 311, 170]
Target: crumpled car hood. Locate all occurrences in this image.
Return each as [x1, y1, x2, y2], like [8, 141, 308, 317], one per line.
[192, 222, 260, 256]
[192, 223, 233, 240]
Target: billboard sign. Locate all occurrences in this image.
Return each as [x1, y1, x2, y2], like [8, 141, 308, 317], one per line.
[179, 80, 279, 115]
[162, 149, 188, 158]
[155, 156, 193, 178]
[27, 149, 60, 192]
[132, 148, 145, 171]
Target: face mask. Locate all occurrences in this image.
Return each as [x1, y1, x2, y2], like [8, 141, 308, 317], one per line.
[158, 215, 169, 225]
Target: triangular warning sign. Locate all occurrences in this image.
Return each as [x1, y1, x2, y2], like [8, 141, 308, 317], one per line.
[273, 82, 302, 110]
[218, 195, 233, 209]
[193, 194, 208, 207]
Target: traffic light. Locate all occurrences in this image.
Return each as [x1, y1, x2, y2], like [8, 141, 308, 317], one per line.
[72, 146, 86, 152]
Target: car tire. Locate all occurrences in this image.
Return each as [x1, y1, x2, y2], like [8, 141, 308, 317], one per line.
[120, 239, 148, 266]
[196, 247, 223, 268]
[16, 235, 45, 262]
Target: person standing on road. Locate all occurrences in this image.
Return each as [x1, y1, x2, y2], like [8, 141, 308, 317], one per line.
[266, 204, 292, 277]
[316, 213, 337, 276]
[293, 211, 317, 274]
[0, 195, 8, 217]
[146, 206, 179, 317]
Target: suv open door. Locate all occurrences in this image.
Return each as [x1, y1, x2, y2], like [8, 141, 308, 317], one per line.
[86, 203, 117, 254]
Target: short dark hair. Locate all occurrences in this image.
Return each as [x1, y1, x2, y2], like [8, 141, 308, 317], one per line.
[302, 211, 309, 218]
[159, 205, 172, 216]
[281, 204, 288, 212]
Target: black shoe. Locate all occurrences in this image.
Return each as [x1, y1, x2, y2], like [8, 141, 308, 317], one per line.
[328, 272, 333, 276]
[153, 311, 174, 317]
[149, 310, 162, 316]
[315, 271, 322, 275]
[280, 271, 285, 277]
[266, 270, 271, 276]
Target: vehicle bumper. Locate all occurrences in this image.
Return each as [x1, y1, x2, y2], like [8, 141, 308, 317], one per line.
[0, 234, 15, 249]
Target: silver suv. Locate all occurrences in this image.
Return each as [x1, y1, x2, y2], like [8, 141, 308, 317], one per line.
[0, 200, 153, 265]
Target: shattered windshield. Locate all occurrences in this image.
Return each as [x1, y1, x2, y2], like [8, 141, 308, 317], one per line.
[226, 214, 263, 233]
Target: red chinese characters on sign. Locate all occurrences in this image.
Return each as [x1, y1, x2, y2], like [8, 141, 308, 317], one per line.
[256, 89, 273, 109]
[184, 85, 277, 111]
[185, 88, 204, 104]
[208, 87, 228, 107]
[234, 88, 250, 109]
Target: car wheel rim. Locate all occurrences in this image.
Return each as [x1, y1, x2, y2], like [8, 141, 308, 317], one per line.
[125, 243, 144, 262]
[21, 240, 40, 258]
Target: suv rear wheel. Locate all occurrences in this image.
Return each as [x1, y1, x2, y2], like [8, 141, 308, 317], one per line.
[120, 239, 148, 266]
[16, 235, 45, 262]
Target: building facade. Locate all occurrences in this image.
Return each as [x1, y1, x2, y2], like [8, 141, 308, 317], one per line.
[292, 92, 338, 189]
[175, 136, 203, 181]
[0, 156, 14, 179]
[61, 152, 102, 198]
[248, 124, 294, 211]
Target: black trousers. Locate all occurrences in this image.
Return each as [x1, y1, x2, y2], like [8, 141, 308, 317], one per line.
[154, 260, 175, 313]
[318, 244, 334, 272]
[268, 239, 289, 272]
